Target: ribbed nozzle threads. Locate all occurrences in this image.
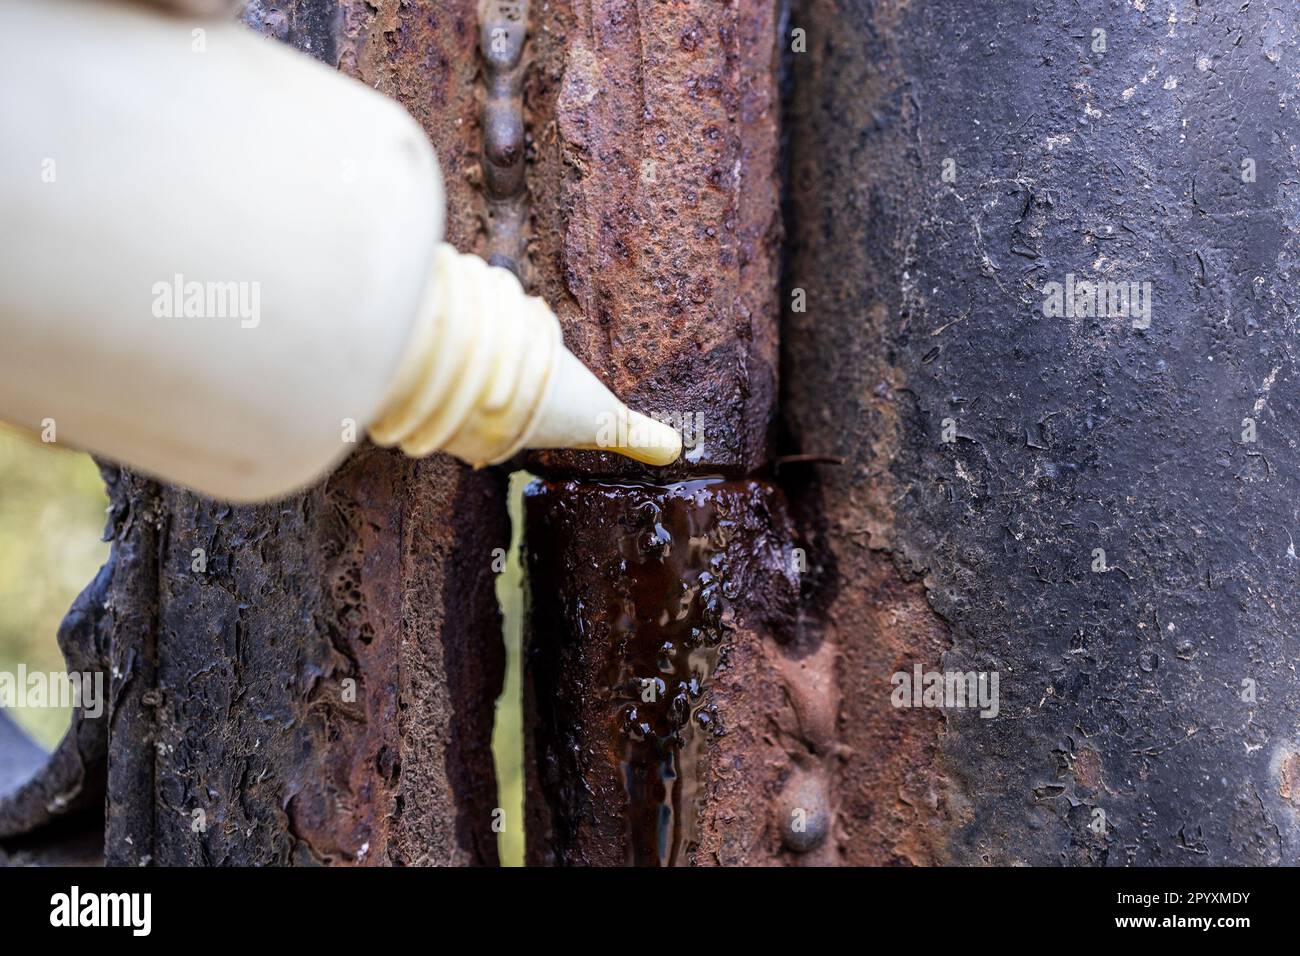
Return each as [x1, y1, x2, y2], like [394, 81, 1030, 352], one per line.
[369, 243, 682, 468]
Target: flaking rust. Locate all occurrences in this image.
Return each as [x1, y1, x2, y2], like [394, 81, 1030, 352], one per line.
[514, 0, 817, 866]
[523, 478, 839, 865]
[520, 0, 783, 478]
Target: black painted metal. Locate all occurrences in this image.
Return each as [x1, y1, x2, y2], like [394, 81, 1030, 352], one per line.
[784, 0, 1300, 864]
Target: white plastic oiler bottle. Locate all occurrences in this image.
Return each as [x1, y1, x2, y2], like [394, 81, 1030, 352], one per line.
[0, 0, 680, 501]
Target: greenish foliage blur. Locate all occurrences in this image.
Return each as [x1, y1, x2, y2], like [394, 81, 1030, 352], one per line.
[492, 471, 529, 867]
[0, 429, 110, 748]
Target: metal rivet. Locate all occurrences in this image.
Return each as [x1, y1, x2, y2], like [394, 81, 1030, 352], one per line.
[778, 772, 831, 853]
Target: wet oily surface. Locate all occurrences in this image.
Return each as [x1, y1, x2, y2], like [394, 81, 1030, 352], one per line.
[523, 478, 798, 866]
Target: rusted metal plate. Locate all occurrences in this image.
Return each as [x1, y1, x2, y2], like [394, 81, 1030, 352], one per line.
[94, 0, 509, 867]
[521, 0, 783, 478]
[143, 450, 506, 865]
[784, 0, 1300, 864]
[102, 470, 163, 863]
[518, 0, 798, 867]
[522, 478, 836, 865]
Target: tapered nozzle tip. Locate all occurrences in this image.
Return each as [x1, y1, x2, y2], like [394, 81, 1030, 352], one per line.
[521, 347, 683, 466]
[618, 411, 683, 466]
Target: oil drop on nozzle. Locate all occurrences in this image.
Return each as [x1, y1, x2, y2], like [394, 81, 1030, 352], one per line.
[0, 0, 681, 502]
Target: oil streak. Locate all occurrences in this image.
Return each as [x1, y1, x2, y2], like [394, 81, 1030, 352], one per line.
[606, 480, 732, 865]
[524, 478, 790, 865]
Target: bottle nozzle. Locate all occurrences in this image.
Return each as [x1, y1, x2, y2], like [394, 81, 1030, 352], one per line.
[519, 346, 683, 467]
[370, 244, 683, 469]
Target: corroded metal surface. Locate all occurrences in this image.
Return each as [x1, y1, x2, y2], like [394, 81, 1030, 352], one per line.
[784, 0, 1300, 864]
[523, 478, 835, 865]
[102, 469, 163, 864]
[141, 451, 506, 865]
[71, 0, 507, 867]
[518, 0, 805, 868]
[521, 0, 783, 479]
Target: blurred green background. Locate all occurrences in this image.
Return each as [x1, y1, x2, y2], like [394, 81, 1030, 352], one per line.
[0, 428, 110, 748]
[0, 429, 527, 865]
[493, 471, 529, 867]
